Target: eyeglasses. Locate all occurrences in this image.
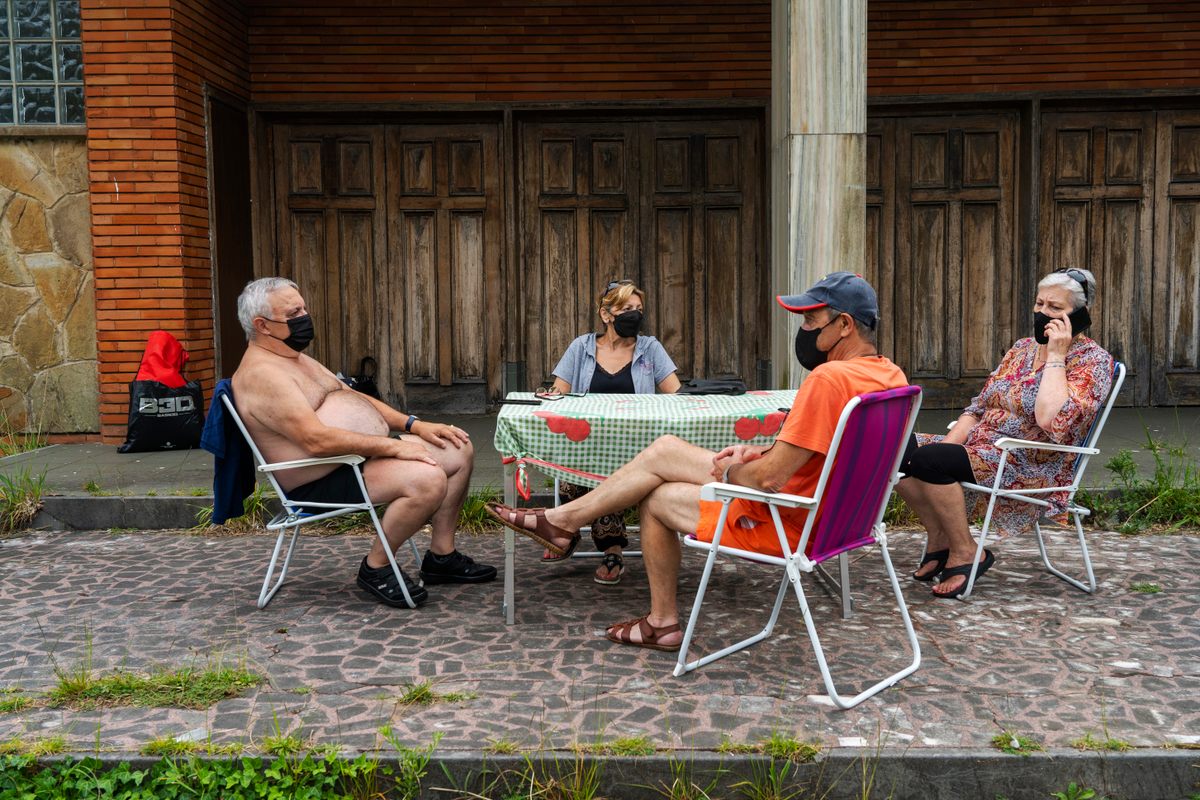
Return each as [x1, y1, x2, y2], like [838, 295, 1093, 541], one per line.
[1056, 268, 1090, 303]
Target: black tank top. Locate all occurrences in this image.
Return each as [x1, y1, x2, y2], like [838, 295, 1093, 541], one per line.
[589, 361, 635, 393]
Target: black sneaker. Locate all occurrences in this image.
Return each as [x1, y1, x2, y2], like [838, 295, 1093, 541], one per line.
[419, 549, 497, 585]
[356, 558, 429, 607]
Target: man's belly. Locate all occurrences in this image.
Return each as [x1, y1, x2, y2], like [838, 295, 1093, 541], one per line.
[269, 391, 390, 490]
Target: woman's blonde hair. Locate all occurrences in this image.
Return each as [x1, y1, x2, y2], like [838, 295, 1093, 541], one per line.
[598, 282, 646, 316]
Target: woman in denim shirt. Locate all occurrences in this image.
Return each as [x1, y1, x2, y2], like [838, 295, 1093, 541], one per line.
[545, 280, 680, 584]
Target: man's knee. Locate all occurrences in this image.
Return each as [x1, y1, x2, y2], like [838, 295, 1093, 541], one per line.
[642, 434, 686, 461]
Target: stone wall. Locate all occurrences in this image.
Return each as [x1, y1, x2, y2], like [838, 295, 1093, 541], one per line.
[0, 137, 97, 435]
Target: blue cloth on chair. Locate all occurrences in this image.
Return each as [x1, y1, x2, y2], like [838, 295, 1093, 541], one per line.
[201, 379, 255, 525]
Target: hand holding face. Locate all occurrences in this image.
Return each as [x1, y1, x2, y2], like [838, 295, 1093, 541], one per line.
[1044, 314, 1073, 360]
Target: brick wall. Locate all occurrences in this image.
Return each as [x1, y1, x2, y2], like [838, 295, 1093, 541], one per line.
[83, 0, 248, 441]
[869, 1, 1200, 95]
[247, 0, 772, 103]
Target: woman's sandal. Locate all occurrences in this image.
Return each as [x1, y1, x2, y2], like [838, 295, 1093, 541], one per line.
[605, 614, 681, 651]
[932, 549, 996, 599]
[486, 503, 581, 557]
[912, 548, 949, 582]
[594, 552, 625, 585]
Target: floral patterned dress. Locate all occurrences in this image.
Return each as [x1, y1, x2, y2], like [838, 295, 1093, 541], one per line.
[915, 336, 1114, 536]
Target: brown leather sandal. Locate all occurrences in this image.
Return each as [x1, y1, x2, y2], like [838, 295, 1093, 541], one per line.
[486, 503, 581, 556]
[605, 614, 682, 651]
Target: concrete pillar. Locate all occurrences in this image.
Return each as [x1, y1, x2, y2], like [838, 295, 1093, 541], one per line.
[770, 0, 866, 387]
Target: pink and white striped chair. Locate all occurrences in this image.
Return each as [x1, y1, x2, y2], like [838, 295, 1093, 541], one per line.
[673, 385, 923, 710]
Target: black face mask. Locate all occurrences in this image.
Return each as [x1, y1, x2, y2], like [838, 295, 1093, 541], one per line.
[1033, 306, 1091, 345]
[612, 310, 644, 339]
[269, 314, 315, 352]
[794, 318, 838, 371]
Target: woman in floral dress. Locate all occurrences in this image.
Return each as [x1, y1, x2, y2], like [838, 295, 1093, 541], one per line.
[898, 268, 1114, 598]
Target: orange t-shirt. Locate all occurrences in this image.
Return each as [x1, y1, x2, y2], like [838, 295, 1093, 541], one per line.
[695, 355, 908, 556]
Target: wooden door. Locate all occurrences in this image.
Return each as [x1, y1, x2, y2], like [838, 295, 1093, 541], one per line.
[1039, 112, 1154, 405]
[272, 125, 386, 384]
[519, 117, 763, 386]
[519, 121, 640, 385]
[384, 124, 502, 409]
[1153, 111, 1200, 404]
[208, 95, 254, 378]
[895, 114, 1018, 407]
[865, 118, 897, 361]
[639, 119, 762, 382]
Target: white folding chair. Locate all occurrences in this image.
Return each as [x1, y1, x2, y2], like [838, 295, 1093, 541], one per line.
[221, 394, 422, 609]
[674, 386, 923, 710]
[953, 361, 1126, 599]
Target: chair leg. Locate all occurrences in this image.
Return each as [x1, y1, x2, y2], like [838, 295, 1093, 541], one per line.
[956, 494, 999, 600]
[797, 542, 921, 709]
[258, 524, 302, 609]
[365, 504, 419, 609]
[1033, 513, 1097, 593]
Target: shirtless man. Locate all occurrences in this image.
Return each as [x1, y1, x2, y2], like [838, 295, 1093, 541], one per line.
[231, 277, 495, 608]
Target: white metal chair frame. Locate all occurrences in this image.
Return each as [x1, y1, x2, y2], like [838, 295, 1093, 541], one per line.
[221, 394, 422, 609]
[673, 388, 923, 710]
[951, 361, 1126, 599]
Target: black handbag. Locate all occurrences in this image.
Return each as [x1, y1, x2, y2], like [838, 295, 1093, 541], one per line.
[347, 357, 381, 400]
[676, 378, 748, 396]
[117, 379, 204, 453]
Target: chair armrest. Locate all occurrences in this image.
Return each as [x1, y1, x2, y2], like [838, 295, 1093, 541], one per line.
[258, 454, 366, 473]
[700, 482, 814, 509]
[994, 437, 1099, 456]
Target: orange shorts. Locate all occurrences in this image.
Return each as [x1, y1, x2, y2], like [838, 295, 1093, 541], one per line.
[694, 499, 807, 557]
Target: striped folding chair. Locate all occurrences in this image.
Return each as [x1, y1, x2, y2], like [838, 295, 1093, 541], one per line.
[674, 385, 923, 710]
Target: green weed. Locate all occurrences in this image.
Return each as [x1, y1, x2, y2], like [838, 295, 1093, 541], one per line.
[396, 679, 475, 706]
[0, 695, 32, 714]
[380, 727, 441, 799]
[194, 482, 276, 530]
[1079, 435, 1200, 532]
[139, 736, 200, 758]
[458, 485, 502, 533]
[882, 493, 919, 527]
[574, 735, 655, 756]
[1050, 782, 1097, 800]
[260, 732, 308, 757]
[82, 480, 113, 497]
[0, 735, 65, 757]
[1070, 732, 1130, 752]
[484, 737, 520, 755]
[733, 757, 803, 800]
[0, 409, 45, 456]
[1129, 581, 1162, 594]
[717, 736, 759, 755]
[649, 756, 725, 800]
[761, 732, 819, 763]
[991, 730, 1043, 756]
[49, 661, 261, 711]
[0, 467, 46, 532]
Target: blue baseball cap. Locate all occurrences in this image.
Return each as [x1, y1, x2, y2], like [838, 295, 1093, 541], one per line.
[776, 271, 879, 330]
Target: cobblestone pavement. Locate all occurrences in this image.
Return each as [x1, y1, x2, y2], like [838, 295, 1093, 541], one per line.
[0, 526, 1197, 757]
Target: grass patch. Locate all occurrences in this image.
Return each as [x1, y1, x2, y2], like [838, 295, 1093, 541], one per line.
[485, 738, 520, 755]
[0, 467, 46, 532]
[1078, 436, 1200, 533]
[882, 492, 920, 527]
[139, 736, 200, 758]
[574, 735, 655, 756]
[0, 410, 45, 457]
[193, 482, 276, 531]
[717, 736, 759, 755]
[82, 480, 114, 497]
[0, 736, 65, 757]
[1051, 782, 1100, 800]
[761, 732, 820, 763]
[0, 695, 32, 714]
[991, 730, 1043, 756]
[260, 732, 308, 757]
[457, 485, 501, 533]
[396, 679, 476, 706]
[1129, 581, 1162, 594]
[1071, 732, 1131, 752]
[49, 663, 262, 711]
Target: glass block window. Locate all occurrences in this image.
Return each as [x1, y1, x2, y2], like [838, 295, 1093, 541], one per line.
[0, 0, 84, 125]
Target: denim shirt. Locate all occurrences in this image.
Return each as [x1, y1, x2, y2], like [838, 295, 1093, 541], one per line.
[552, 333, 677, 394]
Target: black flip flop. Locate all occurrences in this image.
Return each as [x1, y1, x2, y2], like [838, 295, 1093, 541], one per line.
[933, 549, 995, 599]
[912, 548, 949, 582]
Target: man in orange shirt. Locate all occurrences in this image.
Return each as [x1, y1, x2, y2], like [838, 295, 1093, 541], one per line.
[488, 273, 908, 651]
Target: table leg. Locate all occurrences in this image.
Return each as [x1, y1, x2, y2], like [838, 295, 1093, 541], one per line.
[503, 462, 516, 625]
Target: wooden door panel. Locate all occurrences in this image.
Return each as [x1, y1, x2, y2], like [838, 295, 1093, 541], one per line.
[1153, 111, 1200, 403]
[705, 207, 742, 376]
[895, 114, 1017, 407]
[273, 125, 385, 388]
[1040, 111, 1153, 405]
[385, 124, 501, 407]
[864, 119, 895, 361]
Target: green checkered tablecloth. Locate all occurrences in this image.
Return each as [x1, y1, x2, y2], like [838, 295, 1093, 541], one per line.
[494, 390, 798, 490]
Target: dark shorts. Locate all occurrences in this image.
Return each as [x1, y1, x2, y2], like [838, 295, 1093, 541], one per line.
[286, 464, 366, 505]
[900, 435, 976, 485]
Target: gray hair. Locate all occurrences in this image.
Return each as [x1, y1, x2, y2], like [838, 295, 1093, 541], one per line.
[826, 306, 878, 347]
[1038, 268, 1096, 311]
[237, 277, 298, 340]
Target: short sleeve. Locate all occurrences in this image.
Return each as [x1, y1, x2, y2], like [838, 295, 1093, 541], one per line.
[648, 338, 678, 385]
[775, 370, 844, 457]
[1047, 345, 1114, 445]
[551, 337, 584, 388]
